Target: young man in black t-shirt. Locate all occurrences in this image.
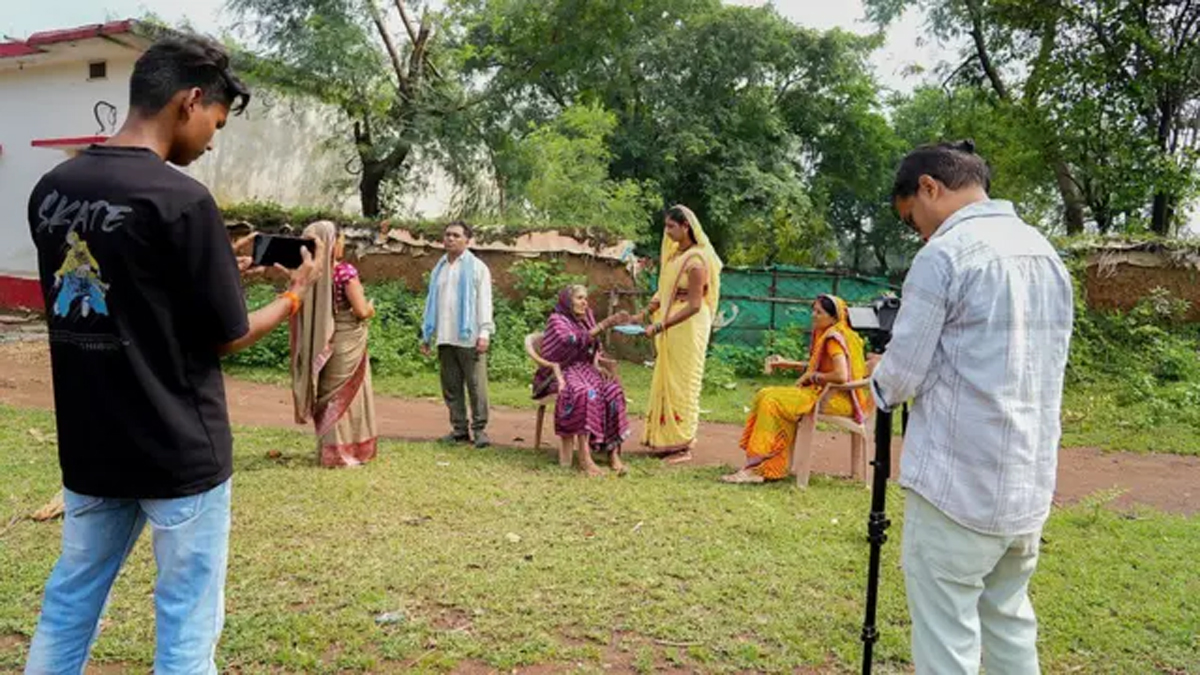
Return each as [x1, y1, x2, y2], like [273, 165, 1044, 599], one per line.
[24, 35, 321, 674]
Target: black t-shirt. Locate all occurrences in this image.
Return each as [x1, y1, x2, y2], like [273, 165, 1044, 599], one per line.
[27, 145, 249, 498]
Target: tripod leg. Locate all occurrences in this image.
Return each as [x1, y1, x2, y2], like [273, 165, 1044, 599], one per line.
[861, 409, 893, 674]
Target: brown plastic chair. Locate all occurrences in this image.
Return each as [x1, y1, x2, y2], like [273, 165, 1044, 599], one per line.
[524, 332, 558, 450]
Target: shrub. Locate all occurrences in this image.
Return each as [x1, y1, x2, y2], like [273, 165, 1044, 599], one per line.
[223, 259, 587, 384]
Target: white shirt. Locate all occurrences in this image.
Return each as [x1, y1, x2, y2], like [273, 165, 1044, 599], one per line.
[434, 254, 494, 348]
[871, 200, 1074, 536]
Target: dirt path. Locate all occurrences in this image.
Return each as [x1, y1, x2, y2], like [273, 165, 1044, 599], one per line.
[1, 338, 1196, 515]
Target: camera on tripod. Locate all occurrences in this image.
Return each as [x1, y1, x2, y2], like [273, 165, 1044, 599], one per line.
[844, 292, 904, 675]
[847, 294, 901, 353]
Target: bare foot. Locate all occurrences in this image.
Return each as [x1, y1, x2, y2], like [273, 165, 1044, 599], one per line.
[610, 450, 627, 476]
[663, 450, 693, 465]
[580, 461, 606, 478]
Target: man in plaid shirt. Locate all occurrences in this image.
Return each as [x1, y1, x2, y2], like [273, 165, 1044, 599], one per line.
[870, 141, 1074, 674]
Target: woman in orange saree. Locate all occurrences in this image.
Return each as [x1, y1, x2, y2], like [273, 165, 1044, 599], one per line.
[721, 294, 872, 483]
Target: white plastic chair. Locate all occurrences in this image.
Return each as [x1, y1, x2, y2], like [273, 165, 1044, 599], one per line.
[763, 355, 873, 487]
[790, 380, 874, 487]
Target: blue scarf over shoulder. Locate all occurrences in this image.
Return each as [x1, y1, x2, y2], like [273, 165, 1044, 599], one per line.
[422, 250, 478, 343]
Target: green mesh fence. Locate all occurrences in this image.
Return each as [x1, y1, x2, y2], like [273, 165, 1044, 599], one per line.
[613, 265, 899, 349]
[713, 266, 898, 346]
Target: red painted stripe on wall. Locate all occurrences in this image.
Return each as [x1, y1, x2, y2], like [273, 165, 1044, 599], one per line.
[0, 275, 45, 312]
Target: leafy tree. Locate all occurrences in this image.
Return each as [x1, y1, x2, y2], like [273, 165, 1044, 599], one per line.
[779, 29, 914, 271]
[447, 0, 887, 262]
[889, 86, 1062, 229]
[866, 0, 1200, 236]
[866, 0, 1091, 233]
[1057, 0, 1200, 235]
[227, 0, 466, 217]
[725, 199, 837, 268]
[501, 103, 659, 237]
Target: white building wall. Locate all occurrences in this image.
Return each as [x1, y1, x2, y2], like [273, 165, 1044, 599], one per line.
[0, 50, 135, 276]
[187, 90, 361, 214]
[191, 89, 462, 221]
[0, 44, 459, 279]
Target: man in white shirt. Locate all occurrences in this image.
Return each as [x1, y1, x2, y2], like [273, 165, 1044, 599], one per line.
[870, 141, 1074, 674]
[421, 221, 495, 448]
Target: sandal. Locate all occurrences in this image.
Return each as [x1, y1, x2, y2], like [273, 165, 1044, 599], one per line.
[719, 469, 764, 484]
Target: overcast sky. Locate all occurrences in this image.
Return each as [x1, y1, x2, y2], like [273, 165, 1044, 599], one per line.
[4, 0, 952, 94]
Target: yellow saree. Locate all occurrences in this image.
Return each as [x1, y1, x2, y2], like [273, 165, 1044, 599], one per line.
[642, 205, 723, 453]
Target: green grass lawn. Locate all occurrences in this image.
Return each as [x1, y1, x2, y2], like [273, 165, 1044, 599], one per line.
[229, 362, 1200, 456]
[1, 406, 1196, 673]
[1060, 384, 1200, 455]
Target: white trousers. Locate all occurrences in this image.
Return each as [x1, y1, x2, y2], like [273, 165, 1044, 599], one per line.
[902, 490, 1043, 675]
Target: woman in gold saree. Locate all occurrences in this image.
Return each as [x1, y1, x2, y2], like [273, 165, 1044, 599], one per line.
[290, 221, 379, 467]
[721, 294, 872, 483]
[638, 205, 723, 463]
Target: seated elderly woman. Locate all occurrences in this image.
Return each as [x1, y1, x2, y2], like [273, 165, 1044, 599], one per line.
[721, 294, 873, 484]
[531, 285, 632, 476]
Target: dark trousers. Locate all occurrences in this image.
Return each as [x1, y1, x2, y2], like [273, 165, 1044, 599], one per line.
[437, 345, 489, 436]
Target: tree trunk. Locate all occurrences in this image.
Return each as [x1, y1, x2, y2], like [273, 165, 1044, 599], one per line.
[1051, 160, 1086, 235]
[1150, 98, 1177, 236]
[358, 145, 412, 219]
[851, 224, 863, 272]
[872, 243, 888, 275]
[1151, 192, 1175, 236]
[360, 166, 385, 218]
[963, 3, 1087, 235]
[1093, 201, 1111, 234]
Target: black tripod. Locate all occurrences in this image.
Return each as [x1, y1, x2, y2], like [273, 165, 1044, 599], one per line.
[860, 364, 907, 674]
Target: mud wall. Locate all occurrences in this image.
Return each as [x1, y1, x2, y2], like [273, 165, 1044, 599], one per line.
[352, 248, 636, 301]
[1084, 255, 1200, 321]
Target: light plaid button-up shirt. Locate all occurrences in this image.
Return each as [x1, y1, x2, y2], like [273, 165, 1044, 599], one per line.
[871, 199, 1074, 536]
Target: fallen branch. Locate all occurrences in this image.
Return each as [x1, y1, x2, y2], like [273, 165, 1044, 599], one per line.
[0, 513, 22, 538]
[31, 489, 64, 522]
[654, 638, 703, 648]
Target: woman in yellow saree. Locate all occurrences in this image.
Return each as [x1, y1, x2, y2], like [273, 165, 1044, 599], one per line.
[638, 205, 723, 463]
[721, 294, 872, 483]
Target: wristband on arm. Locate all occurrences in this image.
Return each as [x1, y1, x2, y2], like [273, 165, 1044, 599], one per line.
[279, 291, 301, 317]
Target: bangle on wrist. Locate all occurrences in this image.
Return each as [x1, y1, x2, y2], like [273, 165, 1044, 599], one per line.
[280, 290, 302, 317]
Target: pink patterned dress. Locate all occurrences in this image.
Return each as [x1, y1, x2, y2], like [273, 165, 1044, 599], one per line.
[534, 310, 630, 452]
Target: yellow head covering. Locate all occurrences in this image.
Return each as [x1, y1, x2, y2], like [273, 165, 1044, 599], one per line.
[806, 294, 874, 422]
[656, 205, 723, 314]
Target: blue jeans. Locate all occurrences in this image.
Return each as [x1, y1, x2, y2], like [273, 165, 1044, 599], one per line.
[25, 480, 231, 675]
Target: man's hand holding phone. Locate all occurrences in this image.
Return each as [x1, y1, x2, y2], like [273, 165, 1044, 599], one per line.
[287, 238, 322, 293]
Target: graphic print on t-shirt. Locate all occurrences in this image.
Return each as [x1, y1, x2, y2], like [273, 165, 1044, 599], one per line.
[33, 188, 132, 348]
[52, 230, 109, 318]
